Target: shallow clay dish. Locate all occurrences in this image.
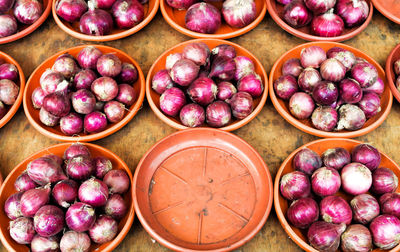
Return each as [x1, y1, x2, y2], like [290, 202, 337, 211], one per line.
[52, 0, 159, 41]
[0, 142, 134, 252]
[134, 128, 273, 251]
[269, 41, 392, 138]
[160, 0, 267, 39]
[146, 38, 268, 131]
[274, 138, 400, 252]
[0, 0, 51, 44]
[266, 0, 373, 42]
[0, 51, 25, 128]
[385, 43, 400, 103]
[372, 0, 400, 24]
[23, 45, 145, 142]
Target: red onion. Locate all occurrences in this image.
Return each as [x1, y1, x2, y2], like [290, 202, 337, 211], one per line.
[358, 91, 381, 118]
[289, 92, 315, 119]
[34, 205, 64, 237]
[103, 169, 130, 194]
[77, 46, 102, 69]
[79, 177, 109, 207]
[89, 215, 118, 244]
[56, 0, 88, 22]
[395, 59, 400, 75]
[93, 0, 116, 8]
[66, 202, 96, 232]
[336, 0, 369, 27]
[350, 194, 380, 224]
[0, 0, 14, 13]
[237, 73, 263, 98]
[341, 162, 372, 195]
[187, 77, 217, 106]
[40, 71, 66, 95]
[63, 143, 91, 160]
[104, 194, 127, 220]
[60, 113, 83, 135]
[298, 67, 322, 93]
[287, 197, 319, 229]
[60, 231, 91, 252]
[97, 54, 122, 77]
[0, 63, 18, 81]
[91, 77, 118, 101]
[42, 92, 71, 117]
[179, 103, 205, 127]
[84, 111, 108, 133]
[311, 167, 341, 196]
[4, 192, 23, 220]
[166, 0, 197, 9]
[0, 14, 17, 38]
[320, 58, 346, 82]
[52, 180, 78, 208]
[209, 56, 236, 81]
[336, 104, 366, 130]
[371, 167, 398, 195]
[217, 81, 236, 101]
[293, 148, 322, 175]
[14, 173, 38, 192]
[66, 155, 94, 180]
[339, 78, 362, 104]
[31, 88, 45, 109]
[300, 46, 327, 68]
[273, 75, 298, 100]
[280, 171, 310, 200]
[228, 91, 253, 119]
[351, 62, 378, 88]
[185, 3, 221, 34]
[363, 77, 384, 96]
[112, 0, 144, 29]
[322, 147, 351, 170]
[159, 87, 186, 116]
[307, 221, 346, 252]
[311, 11, 345, 37]
[79, 2, 113, 36]
[311, 106, 338, 131]
[183, 42, 210, 66]
[39, 108, 60, 127]
[170, 59, 199, 86]
[31, 235, 59, 252]
[27, 157, 67, 185]
[282, 58, 303, 77]
[211, 44, 236, 59]
[71, 89, 96, 115]
[305, 0, 336, 14]
[283, 0, 312, 28]
[152, 69, 174, 95]
[326, 47, 356, 71]
[351, 143, 381, 171]
[165, 53, 182, 71]
[117, 64, 138, 86]
[312, 81, 338, 106]
[380, 193, 400, 218]
[13, 0, 42, 24]
[370, 214, 400, 249]
[20, 185, 51, 217]
[222, 0, 256, 28]
[0, 79, 19, 105]
[9, 217, 36, 244]
[73, 69, 96, 90]
[341, 224, 372, 252]
[320, 195, 352, 225]
[206, 101, 231, 127]
[104, 100, 125, 123]
[116, 84, 136, 106]
[52, 54, 80, 80]
[93, 156, 112, 179]
[234, 56, 254, 81]
[43, 154, 63, 167]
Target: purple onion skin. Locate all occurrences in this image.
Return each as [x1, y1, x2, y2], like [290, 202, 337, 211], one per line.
[311, 106, 338, 132]
[9, 217, 36, 244]
[71, 89, 96, 114]
[371, 167, 399, 195]
[311, 12, 345, 37]
[93, 0, 116, 9]
[179, 103, 205, 127]
[298, 67, 322, 93]
[4, 192, 23, 220]
[380, 193, 400, 218]
[89, 215, 118, 244]
[320, 58, 346, 82]
[96, 54, 122, 78]
[66, 155, 94, 180]
[182, 42, 210, 66]
[13, 0, 42, 24]
[33, 205, 65, 237]
[52, 54, 80, 79]
[77, 46, 103, 69]
[339, 78, 362, 104]
[282, 58, 303, 77]
[301, 46, 327, 68]
[42, 92, 71, 117]
[209, 56, 236, 81]
[116, 84, 136, 106]
[170, 59, 200, 86]
[79, 178, 109, 207]
[289, 92, 315, 119]
[304, 0, 335, 15]
[228, 91, 253, 119]
[40, 71, 66, 95]
[350, 193, 380, 224]
[234, 56, 255, 81]
[341, 162, 372, 195]
[311, 167, 341, 197]
[187, 77, 217, 106]
[119, 63, 138, 84]
[104, 194, 128, 220]
[273, 75, 298, 100]
[165, 53, 183, 71]
[205, 101, 231, 127]
[0, 14, 17, 38]
[185, 3, 221, 34]
[63, 143, 91, 160]
[0, 79, 19, 105]
[159, 87, 186, 116]
[166, 0, 198, 9]
[79, 5, 113, 36]
[111, 0, 144, 29]
[287, 197, 319, 229]
[280, 171, 311, 201]
[326, 47, 356, 71]
[104, 100, 125, 123]
[307, 221, 346, 252]
[283, 0, 312, 28]
[31, 235, 59, 252]
[363, 77, 384, 96]
[56, 0, 88, 22]
[91, 77, 119, 101]
[217, 81, 237, 101]
[152, 69, 174, 95]
[103, 169, 130, 194]
[211, 44, 236, 59]
[320, 195, 352, 225]
[370, 214, 400, 250]
[322, 147, 351, 170]
[221, 0, 256, 28]
[73, 69, 97, 90]
[52, 179, 78, 208]
[293, 148, 322, 175]
[0, 0, 15, 13]
[336, 0, 369, 28]
[336, 104, 366, 131]
[84, 111, 108, 133]
[351, 62, 378, 88]
[60, 231, 91, 252]
[39, 107, 60, 127]
[237, 73, 263, 98]
[341, 224, 372, 252]
[14, 173, 38, 192]
[0, 63, 18, 81]
[43, 154, 63, 167]
[27, 157, 67, 185]
[65, 202, 96, 232]
[351, 144, 381, 171]
[93, 156, 112, 179]
[312, 81, 338, 106]
[358, 91, 381, 118]
[60, 113, 83, 135]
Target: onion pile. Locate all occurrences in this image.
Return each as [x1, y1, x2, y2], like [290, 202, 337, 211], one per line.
[280, 143, 400, 251]
[0, 61, 19, 120]
[31, 45, 139, 136]
[3, 143, 130, 251]
[273, 45, 382, 132]
[153, 42, 263, 128]
[278, 0, 369, 37]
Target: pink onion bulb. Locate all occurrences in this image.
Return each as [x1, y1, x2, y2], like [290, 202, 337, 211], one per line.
[283, 0, 312, 28]
[0, 14, 17, 38]
[320, 195, 352, 225]
[370, 214, 400, 250]
[358, 91, 381, 119]
[289, 92, 315, 119]
[300, 46, 327, 68]
[350, 193, 380, 224]
[170, 59, 200, 86]
[185, 2, 221, 34]
[320, 58, 346, 82]
[63, 143, 91, 160]
[311, 10, 345, 37]
[273, 75, 298, 100]
[228, 91, 253, 119]
[341, 224, 372, 252]
[336, 0, 369, 27]
[293, 148, 322, 175]
[298, 67, 322, 92]
[339, 78, 363, 104]
[371, 167, 399, 195]
[311, 167, 341, 197]
[322, 147, 351, 170]
[165, 53, 182, 71]
[79, 1, 114, 36]
[311, 106, 338, 132]
[179, 103, 205, 127]
[341, 162, 372, 195]
[77, 46, 103, 69]
[234, 56, 254, 81]
[60, 231, 91, 252]
[307, 221, 346, 252]
[287, 197, 319, 229]
[336, 104, 366, 131]
[222, 0, 256, 28]
[304, 0, 336, 14]
[326, 47, 356, 71]
[351, 143, 381, 171]
[31, 235, 59, 252]
[237, 73, 263, 98]
[13, 0, 42, 24]
[56, 0, 88, 22]
[280, 171, 311, 201]
[282, 58, 303, 77]
[9, 217, 36, 244]
[380, 193, 400, 219]
[351, 62, 378, 88]
[187, 77, 217, 106]
[166, 0, 198, 9]
[60, 113, 84, 136]
[182, 42, 210, 66]
[111, 0, 144, 29]
[159, 87, 186, 116]
[205, 101, 231, 127]
[88, 215, 118, 244]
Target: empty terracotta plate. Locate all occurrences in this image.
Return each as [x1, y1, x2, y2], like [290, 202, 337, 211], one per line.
[0, 142, 134, 252]
[0, 51, 25, 128]
[274, 138, 400, 252]
[23, 45, 145, 142]
[52, 0, 159, 41]
[160, 0, 267, 39]
[0, 0, 51, 44]
[269, 41, 392, 138]
[134, 128, 273, 251]
[372, 0, 400, 24]
[266, 0, 373, 42]
[146, 38, 268, 131]
[385, 43, 400, 103]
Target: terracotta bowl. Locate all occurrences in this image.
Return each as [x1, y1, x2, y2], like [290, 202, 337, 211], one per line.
[134, 128, 273, 251]
[372, 0, 400, 24]
[23, 45, 145, 142]
[269, 41, 392, 138]
[0, 51, 25, 128]
[146, 38, 268, 131]
[160, 0, 267, 39]
[0, 0, 51, 44]
[52, 0, 159, 41]
[274, 138, 400, 252]
[266, 0, 373, 42]
[385, 43, 400, 103]
[0, 142, 134, 252]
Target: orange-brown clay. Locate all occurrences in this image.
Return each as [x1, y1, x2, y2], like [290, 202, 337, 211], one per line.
[386, 43, 400, 103]
[372, 0, 400, 24]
